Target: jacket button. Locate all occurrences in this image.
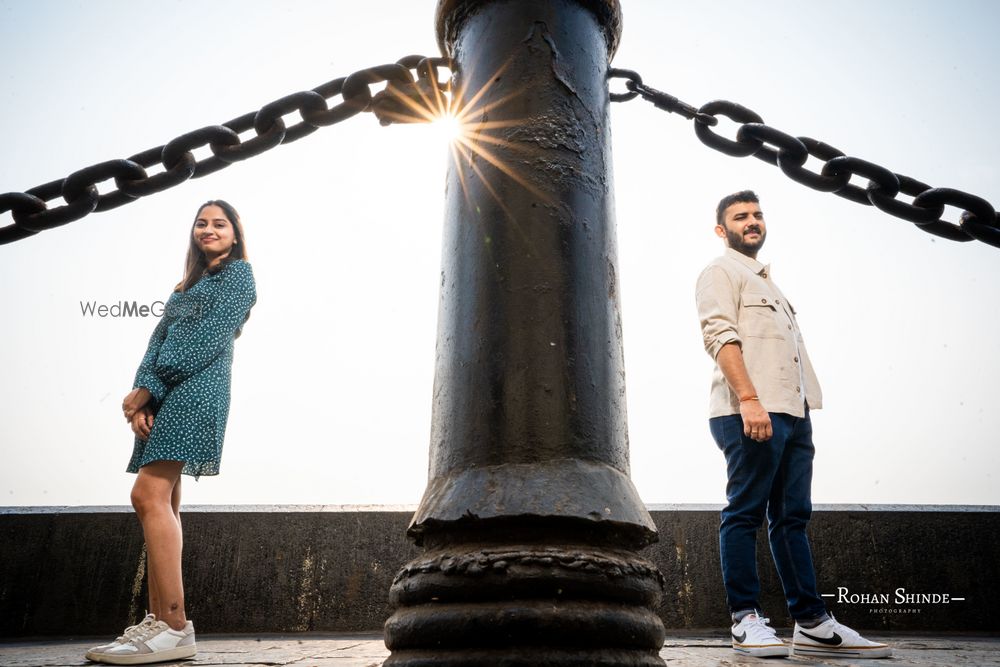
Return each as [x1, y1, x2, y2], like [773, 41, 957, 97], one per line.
[794, 357, 799, 363]
[761, 298, 767, 304]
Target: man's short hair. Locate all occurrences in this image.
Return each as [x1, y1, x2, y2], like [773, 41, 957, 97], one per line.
[716, 190, 759, 226]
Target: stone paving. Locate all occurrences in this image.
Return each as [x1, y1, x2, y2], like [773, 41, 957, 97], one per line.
[1, 633, 998, 667]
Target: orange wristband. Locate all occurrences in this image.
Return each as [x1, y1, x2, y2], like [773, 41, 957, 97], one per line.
[739, 396, 759, 403]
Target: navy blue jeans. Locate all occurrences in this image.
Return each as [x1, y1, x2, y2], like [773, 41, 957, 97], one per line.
[709, 410, 827, 621]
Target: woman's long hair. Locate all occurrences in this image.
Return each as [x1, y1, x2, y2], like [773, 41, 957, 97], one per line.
[175, 200, 249, 293]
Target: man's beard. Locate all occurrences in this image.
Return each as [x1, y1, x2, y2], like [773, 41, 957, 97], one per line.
[726, 225, 765, 256]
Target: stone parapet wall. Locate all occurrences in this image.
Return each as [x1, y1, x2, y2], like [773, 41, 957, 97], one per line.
[1, 505, 995, 637]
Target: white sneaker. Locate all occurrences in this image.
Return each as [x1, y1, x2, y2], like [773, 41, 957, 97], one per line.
[731, 612, 789, 657]
[793, 614, 892, 658]
[85, 614, 157, 661]
[89, 619, 196, 665]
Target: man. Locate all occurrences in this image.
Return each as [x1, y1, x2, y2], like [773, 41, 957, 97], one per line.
[695, 190, 891, 659]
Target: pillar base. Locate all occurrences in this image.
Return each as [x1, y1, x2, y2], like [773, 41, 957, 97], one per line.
[384, 648, 664, 667]
[384, 539, 666, 666]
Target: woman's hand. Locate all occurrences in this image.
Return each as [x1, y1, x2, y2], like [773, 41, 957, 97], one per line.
[122, 388, 152, 421]
[130, 407, 155, 441]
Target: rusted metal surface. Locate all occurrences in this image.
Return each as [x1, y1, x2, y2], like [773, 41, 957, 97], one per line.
[383, 1, 666, 664]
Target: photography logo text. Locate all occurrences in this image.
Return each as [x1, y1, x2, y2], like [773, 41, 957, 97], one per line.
[824, 586, 965, 615]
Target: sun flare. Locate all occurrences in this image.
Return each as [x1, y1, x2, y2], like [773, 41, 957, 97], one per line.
[433, 111, 464, 144]
[376, 57, 548, 208]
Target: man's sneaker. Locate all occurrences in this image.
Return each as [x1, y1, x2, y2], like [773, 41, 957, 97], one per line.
[731, 612, 789, 657]
[88, 619, 195, 665]
[792, 615, 892, 658]
[85, 614, 157, 661]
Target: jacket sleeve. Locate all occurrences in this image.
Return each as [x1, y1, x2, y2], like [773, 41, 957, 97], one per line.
[154, 261, 256, 386]
[133, 314, 171, 408]
[695, 264, 742, 360]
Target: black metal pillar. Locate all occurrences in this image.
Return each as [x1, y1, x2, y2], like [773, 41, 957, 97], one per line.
[384, 1, 666, 664]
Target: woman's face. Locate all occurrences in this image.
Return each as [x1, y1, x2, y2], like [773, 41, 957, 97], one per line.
[193, 204, 236, 257]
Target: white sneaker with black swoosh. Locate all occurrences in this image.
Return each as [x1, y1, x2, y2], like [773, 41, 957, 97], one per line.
[731, 612, 789, 657]
[792, 615, 892, 658]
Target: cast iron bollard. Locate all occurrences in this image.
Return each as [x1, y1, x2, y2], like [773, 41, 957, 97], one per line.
[383, 1, 667, 664]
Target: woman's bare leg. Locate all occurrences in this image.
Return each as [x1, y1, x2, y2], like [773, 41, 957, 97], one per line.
[172, 475, 182, 521]
[146, 477, 180, 618]
[131, 461, 186, 630]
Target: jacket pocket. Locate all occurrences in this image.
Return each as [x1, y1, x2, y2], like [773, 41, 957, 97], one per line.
[740, 292, 785, 339]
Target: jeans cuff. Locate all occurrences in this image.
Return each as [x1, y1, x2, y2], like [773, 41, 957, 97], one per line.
[795, 611, 831, 628]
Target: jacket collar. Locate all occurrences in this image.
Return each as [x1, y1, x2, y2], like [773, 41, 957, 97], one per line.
[725, 246, 770, 277]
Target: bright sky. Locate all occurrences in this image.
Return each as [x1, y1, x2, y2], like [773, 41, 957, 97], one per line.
[1, 0, 997, 508]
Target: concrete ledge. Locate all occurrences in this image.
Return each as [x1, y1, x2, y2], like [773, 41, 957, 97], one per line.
[2, 505, 997, 637]
[6, 633, 1000, 667]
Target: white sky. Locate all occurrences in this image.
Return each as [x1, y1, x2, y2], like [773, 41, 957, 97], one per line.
[1, 0, 997, 507]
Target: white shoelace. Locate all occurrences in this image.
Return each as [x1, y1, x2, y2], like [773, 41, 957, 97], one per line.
[741, 613, 780, 641]
[130, 620, 170, 644]
[115, 614, 156, 643]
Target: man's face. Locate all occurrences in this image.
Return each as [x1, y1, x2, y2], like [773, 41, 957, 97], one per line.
[717, 201, 766, 258]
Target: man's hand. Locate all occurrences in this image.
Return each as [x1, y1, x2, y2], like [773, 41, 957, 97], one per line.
[130, 407, 155, 441]
[716, 343, 772, 441]
[122, 388, 152, 422]
[740, 400, 772, 442]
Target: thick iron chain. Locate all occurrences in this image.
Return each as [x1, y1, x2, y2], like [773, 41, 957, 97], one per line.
[609, 69, 1000, 250]
[0, 56, 451, 246]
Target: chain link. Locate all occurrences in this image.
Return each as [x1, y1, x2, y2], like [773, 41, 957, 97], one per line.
[609, 71, 1000, 249]
[6, 62, 994, 249]
[0, 56, 452, 245]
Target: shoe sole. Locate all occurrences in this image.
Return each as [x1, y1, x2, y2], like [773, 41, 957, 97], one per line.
[86, 647, 111, 661]
[793, 644, 892, 659]
[87, 644, 196, 665]
[734, 643, 790, 657]
[86, 644, 125, 661]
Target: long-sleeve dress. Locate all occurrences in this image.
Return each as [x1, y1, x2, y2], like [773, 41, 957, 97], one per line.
[127, 259, 256, 478]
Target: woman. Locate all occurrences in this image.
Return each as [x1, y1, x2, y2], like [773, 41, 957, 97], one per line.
[87, 200, 256, 665]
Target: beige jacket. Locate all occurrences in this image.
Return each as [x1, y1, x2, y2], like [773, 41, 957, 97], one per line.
[696, 248, 822, 418]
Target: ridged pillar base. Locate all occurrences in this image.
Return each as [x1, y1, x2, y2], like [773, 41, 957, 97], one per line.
[384, 542, 666, 666]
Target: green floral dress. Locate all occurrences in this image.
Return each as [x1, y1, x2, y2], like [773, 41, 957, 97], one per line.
[127, 259, 256, 478]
